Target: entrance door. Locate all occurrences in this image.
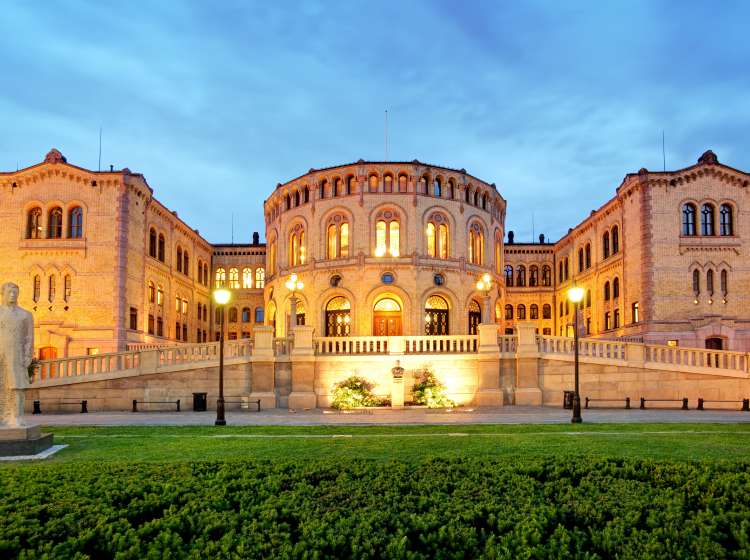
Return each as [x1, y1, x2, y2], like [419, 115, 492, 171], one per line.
[425, 295, 449, 335]
[373, 297, 402, 335]
[468, 299, 481, 335]
[705, 337, 723, 350]
[39, 346, 57, 360]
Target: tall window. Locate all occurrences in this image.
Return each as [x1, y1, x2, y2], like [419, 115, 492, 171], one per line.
[269, 239, 277, 274]
[720, 204, 733, 236]
[604, 281, 610, 301]
[33, 275, 40, 302]
[632, 302, 640, 323]
[419, 176, 428, 194]
[384, 174, 393, 193]
[542, 265, 551, 287]
[504, 265, 514, 287]
[148, 314, 155, 335]
[398, 174, 408, 193]
[368, 174, 378, 193]
[504, 304, 513, 320]
[303, 187, 309, 203]
[47, 207, 63, 238]
[602, 231, 610, 258]
[706, 269, 714, 295]
[585, 243, 591, 268]
[48, 275, 56, 302]
[242, 307, 251, 322]
[64, 275, 71, 302]
[433, 178, 442, 197]
[346, 176, 354, 195]
[68, 207, 83, 238]
[448, 179, 455, 199]
[604, 311, 611, 331]
[578, 248, 584, 272]
[148, 281, 155, 303]
[183, 251, 189, 276]
[156, 317, 164, 337]
[255, 268, 265, 288]
[586, 289, 591, 308]
[242, 268, 253, 289]
[613, 309, 620, 328]
[530, 304, 538, 319]
[375, 215, 400, 257]
[149, 228, 157, 257]
[721, 269, 728, 294]
[529, 266, 538, 287]
[425, 214, 449, 259]
[692, 269, 700, 294]
[516, 265, 526, 287]
[611, 226, 619, 254]
[334, 178, 343, 197]
[468, 223, 484, 265]
[158, 234, 165, 262]
[289, 226, 306, 266]
[129, 307, 138, 330]
[517, 304, 526, 320]
[255, 307, 264, 323]
[176, 247, 183, 272]
[326, 219, 350, 259]
[701, 203, 715, 236]
[228, 267, 240, 289]
[682, 203, 697, 236]
[215, 267, 226, 288]
[26, 208, 42, 239]
[613, 277, 620, 299]
[228, 307, 238, 323]
[542, 304, 551, 319]
[294, 190, 300, 207]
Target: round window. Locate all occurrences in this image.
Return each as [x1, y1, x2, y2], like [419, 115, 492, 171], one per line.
[330, 274, 342, 287]
[433, 274, 445, 286]
[381, 272, 395, 284]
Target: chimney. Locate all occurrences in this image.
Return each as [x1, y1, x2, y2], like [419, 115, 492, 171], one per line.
[252, 231, 260, 245]
[539, 233, 545, 244]
[109, 165, 114, 172]
[508, 230, 515, 244]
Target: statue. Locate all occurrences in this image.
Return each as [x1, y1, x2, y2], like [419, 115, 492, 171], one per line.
[0, 282, 34, 427]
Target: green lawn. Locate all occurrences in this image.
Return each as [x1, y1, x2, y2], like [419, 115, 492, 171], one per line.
[4, 422, 749, 464]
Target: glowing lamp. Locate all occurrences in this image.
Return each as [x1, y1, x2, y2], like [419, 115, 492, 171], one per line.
[213, 288, 231, 306]
[567, 286, 584, 303]
[285, 274, 304, 293]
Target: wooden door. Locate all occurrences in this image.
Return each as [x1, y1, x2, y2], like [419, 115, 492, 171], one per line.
[705, 337, 723, 350]
[468, 311, 481, 335]
[373, 312, 402, 336]
[39, 346, 57, 360]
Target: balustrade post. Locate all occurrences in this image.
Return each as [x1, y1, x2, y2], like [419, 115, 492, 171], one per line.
[476, 323, 503, 406]
[514, 321, 542, 406]
[288, 325, 316, 409]
[625, 343, 646, 368]
[249, 326, 277, 409]
[139, 349, 160, 374]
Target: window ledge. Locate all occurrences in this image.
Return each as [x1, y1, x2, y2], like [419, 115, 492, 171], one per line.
[19, 238, 86, 251]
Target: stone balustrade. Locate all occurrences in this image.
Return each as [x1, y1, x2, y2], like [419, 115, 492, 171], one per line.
[645, 344, 748, 375]
[36, 350, 141, 382]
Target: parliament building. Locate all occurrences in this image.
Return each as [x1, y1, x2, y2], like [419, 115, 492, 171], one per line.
[1, 147, 748, 359]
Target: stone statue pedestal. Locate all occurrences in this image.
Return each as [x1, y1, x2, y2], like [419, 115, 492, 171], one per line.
[0, 425, 54, 457]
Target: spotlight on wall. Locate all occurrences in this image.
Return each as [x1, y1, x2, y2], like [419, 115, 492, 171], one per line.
[693, 299, 699, 305]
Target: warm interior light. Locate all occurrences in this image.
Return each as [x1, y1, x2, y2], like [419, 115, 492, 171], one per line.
[476, 280, 484, 291]
[374, 247, 385, 257]
[425, 313, 431, 323]
[285, 279, 294, 291]
[482, 273, 491, 284]
[390, 248, 399, 257]
[344, 315, 351, 323]
[290, 273, 298, 282]
[296, 281, 304, 290]
[567, 286, 584, 303]
[213, 288, 231, 305]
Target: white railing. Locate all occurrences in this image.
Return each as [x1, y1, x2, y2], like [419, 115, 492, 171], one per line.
[36, 350, 141, 382]
[498, 335, 517, 354]
[315, 336, 390, 355]
[645, 345, 747, 373]
[404, 335, 478, 354]
[274, 337, 294, 356]
[127, 342, 183, 352]
[158, 339, 253, 366]
[537, 336, 626, 360]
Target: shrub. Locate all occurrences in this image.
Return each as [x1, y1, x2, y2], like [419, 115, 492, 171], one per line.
[411, 369, 455, 408]
[330, 375, 384, 409]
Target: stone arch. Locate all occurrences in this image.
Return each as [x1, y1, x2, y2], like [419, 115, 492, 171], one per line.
[317, 286, 357, 335]
[363, 284, 412, 335]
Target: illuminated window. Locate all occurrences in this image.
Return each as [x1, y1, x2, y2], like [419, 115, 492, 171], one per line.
[215, 267, 226, 288]
[242, 268, 252, 289]
[425, 214, 449, 258]
[504, 265, 513, 287]
[368, 174, 378, 192]
[255, 268, 265, 289]
[157, 286, 164, 306]
[64, 275, 71, 302]
[468, 223, 485, 265]
[384, 174, 393, 193]
[398, 174, 407, 192]
[26, 207, 42, 239]
[289, 225, 306, 266]
[632, 302, 639, 323]
[48, 275, 56, 302]
[326, 218, 350, 259]
[228, 267, 240, 289]
[33, 275, 40, 302]
[269, 239, 277, 274]
[374, 212, 400, 257]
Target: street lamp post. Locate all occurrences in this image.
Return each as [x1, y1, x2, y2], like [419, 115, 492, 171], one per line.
[567, 285, 585, 423]
[285, 274, 304, 328]
[213, 288, 231, 426]
[475, 273, 493, 323]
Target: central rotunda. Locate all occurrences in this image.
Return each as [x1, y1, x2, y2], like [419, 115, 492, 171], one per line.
[263, 160, 506, 337]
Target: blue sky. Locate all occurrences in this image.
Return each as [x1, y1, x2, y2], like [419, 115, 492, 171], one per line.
[1, 1, 748, 243]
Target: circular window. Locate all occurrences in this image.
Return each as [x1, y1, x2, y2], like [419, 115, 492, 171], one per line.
[330, 274, 342, 287]
[433, 274, 445, 286]
[381, 272, 395, 284]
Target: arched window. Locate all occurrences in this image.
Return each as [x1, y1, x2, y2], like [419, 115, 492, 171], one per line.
[242, 268, 253, 289]
[26, 207, 42, 239]
[542, 265, 551, 287]
[215, 267, 226, 288]
[558, 262, 563, 283]
[47, 207, 63, 238]
[425, 213, 449, 258]
[517, 304, 526, 320]
[564, 258, 569, 280]
[604, 281, 610, 301]
[255, 268, 265, 289]
[424, 295, 449, 335]
[228, 267, 240, 289]
[611, 226, 619, 254]
[285, 194, 291, 210]
[473, 190, 479, 207]
[505, 304, 513, 320]
[158, 234, 165, 262]
[149, 228, 157, 257]
[482, 194, 488, 210]
[585, 243, 591, 268]
[586, 289, 591, 308]
[721, 269, 728, 294]
[613, 277, 620, 299]
[707, 269, 714, 295]
[448, 179, 455, 199]
[228, 307, 238, 323]
[384, 174, 393, 193]
[542, 304, 551, 319]
[529, 266, 539, 287]
[682, 203, 697, 236]
[33, 275, 40, 302]
[157, 285, 164, 306]
[183, 251, 189, 276]
[303, 187, 309, 203]
[701, 203, 715, 236]
[368, 174, 378, 193]
[255, 307, 264, 323]
[433, 178, 442, 197]
[63, 275, 72, 302]
[325, 296, 352, 337]
[68, 207, 83, 238]
[148, 281, 155, 303]
[268, 238, 277, 274]
[504, 265, 514, 287]
[320, 179, 328, 199]
[398, 174, 408, 193]
[602, 231, 610, 258]
[203, 263, 209, 286]
[294, 190, 300, 207]
[530, 304, 539, 320]
[559, 302, 564, 317]
[468, 223, 484, 265]
[419, 175, 428, 194]
[720, 204, 733, 236]
[176, 247, 183, 272]
[578, 248, 584, 272]
[326, 218, 350, 259]
[692, 269, 700, 295]
[334, 178, 343, 197]
[48, 275, 56, 302]
[516, 265, 526, 287]
[242, 307, 251, 322]
[289, 225, 306, 266]
[346, 176, 354, 195]
[375, 213, 400, 257]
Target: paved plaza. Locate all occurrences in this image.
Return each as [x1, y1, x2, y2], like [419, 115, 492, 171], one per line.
[27, 406, 750, 427]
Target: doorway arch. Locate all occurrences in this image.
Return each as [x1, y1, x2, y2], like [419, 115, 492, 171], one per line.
[468, 299, 481, 334]
[373, 296, 402, 335]
[325, 296, 351, 337]
[424, 295, 449, 335]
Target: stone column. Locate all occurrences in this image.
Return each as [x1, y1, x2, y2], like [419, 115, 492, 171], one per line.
[288, 325, 317, 409]
[289, 295, 298, 329]
[476, 323, 503, 406]
[247, 326, 277, 409]
[515, 321, 542, 405]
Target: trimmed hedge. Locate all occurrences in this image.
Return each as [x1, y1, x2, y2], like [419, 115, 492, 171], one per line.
[2, 458, 750, 558]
